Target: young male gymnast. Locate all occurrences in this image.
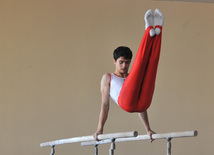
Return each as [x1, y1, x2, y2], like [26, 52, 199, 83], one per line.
[93, 9, 164, 142]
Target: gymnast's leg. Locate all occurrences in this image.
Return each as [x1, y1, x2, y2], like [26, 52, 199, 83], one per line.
[138, 9, 164, 112]
[118, 9, 164, 112]
[118, 9, 155, 112]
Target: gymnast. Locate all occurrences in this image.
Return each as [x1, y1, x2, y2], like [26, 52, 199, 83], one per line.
[94, 9, 164, 143]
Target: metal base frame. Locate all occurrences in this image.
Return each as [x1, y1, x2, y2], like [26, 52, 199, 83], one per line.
[92, 138, 172, 155]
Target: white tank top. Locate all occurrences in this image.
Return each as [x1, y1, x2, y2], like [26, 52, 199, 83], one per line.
[109, 73, 126, 105]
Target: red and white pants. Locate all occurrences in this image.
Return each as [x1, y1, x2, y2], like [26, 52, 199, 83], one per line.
[118, 26, 162, 112]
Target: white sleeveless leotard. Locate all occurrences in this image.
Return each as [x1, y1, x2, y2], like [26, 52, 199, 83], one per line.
[109, 73, 126, 105]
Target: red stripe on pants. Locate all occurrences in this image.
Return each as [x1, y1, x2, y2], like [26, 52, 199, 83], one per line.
[118, 26, 162, 112]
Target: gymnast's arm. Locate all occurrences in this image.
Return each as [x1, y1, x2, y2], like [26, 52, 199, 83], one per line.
[138, 111, 156, 143]
[93, 73, 111, 140]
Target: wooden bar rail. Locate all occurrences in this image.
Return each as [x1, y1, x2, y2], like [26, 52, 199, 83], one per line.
[40, 131, 138, 147]
[81, 130, 198, 146]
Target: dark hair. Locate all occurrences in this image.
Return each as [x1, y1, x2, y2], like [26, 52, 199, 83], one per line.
[113, 46, 133, 61]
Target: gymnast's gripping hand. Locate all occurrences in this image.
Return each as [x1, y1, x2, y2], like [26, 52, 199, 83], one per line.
[93, 131, 103, 141]
[147, 129, 156, 143]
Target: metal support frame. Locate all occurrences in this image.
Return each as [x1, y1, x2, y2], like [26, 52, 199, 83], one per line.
[50, 145, 55, 155]
[94, 144, 98, 155]
[167, 138, 172, 155]
[93, 137, 173, 155]
[109, 138, 116, 155]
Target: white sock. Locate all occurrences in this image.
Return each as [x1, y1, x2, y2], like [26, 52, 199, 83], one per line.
[150, 29, 156, 37]
[155, 28, 161, 35]
[154, 9, 164, 35]
[144, 9, 154, 30]
[154, 8, 164, 27]
[144, 9, 155, 37]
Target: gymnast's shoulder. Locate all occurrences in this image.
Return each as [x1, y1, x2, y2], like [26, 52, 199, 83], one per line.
[100, 73, 111, 85]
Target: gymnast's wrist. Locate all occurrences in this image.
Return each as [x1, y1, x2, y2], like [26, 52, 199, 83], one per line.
[96, 130, 103, 134]
[96, 128, 103, 133]
[146, 127, 152, 132]
[97, 126, 104, 132]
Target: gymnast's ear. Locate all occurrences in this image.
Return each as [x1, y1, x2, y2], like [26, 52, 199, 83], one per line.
[113, 58, 117, 64]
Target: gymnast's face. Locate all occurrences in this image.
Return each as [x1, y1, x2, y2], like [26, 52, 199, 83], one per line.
[114, 57, 131, 75]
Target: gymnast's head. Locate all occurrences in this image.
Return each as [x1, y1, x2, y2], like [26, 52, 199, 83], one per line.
[113, 46, 132, 75]
[113, 46, 133, 61]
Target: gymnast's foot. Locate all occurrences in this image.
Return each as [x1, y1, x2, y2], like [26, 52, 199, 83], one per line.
[154, 9, 164, 35]
[144, 9, 155, 37]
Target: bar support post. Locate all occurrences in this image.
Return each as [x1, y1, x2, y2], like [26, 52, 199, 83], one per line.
[109, 138, 116, 155]
[167, 138, 171, 155]
[50, 145, 55, 155]
[94, 144, 98, 155]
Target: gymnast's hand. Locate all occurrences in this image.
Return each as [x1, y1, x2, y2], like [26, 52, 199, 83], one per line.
[93, 131, 103, 141]
[147, 129, 156, 143]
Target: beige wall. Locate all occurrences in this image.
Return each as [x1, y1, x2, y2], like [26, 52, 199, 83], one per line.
[0, 0, 213, 154]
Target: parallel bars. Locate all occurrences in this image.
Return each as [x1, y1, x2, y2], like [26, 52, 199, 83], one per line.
[40, 130, 198, 155]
